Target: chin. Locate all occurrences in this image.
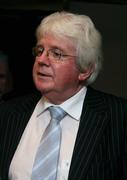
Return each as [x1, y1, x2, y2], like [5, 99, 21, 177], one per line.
[35, 83, 53, 94]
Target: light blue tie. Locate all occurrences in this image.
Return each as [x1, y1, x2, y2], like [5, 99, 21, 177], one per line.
[31, 106, 67, 180]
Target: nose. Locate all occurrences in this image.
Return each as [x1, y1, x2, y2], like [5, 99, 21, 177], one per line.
[36, 51, 50, 65]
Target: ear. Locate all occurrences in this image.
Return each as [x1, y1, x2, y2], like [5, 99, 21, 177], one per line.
[78, 65, 94, 81]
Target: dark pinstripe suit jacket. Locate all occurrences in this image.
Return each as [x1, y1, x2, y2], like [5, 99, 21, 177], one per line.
[0, 87, 127, 180]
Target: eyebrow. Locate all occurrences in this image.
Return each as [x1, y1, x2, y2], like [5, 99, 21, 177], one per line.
[36, 44, 65, 52]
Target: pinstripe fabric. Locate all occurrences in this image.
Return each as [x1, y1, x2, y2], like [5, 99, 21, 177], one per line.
[0, 92, 40, 180]
[68, 88, 127, 180]
[0, 87, 127, 180]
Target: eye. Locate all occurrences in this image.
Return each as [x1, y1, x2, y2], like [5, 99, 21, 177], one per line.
[51, 49, 62, 59]
[32, 46, 44, 57]
[36, 47, 44, 57]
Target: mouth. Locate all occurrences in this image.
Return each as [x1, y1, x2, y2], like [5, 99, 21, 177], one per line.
[37, 72, 52, 79]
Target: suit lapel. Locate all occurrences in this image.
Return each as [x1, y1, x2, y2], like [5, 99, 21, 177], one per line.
[68, 87, 109, 179]
[0, 92, 41, 179]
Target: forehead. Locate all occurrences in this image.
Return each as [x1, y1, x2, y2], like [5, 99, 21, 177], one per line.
[37, 34, 76, 52]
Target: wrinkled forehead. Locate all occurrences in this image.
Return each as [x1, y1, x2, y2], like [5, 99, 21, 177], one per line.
[37, 33, 77, 52]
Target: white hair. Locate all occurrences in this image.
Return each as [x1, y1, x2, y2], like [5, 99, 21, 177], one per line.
[36, 11, 103, 84]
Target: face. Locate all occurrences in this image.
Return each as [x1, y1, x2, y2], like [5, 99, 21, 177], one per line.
[33, 34, 85, 104]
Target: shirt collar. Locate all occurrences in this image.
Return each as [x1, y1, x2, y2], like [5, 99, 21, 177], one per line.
[60, 87, 87, 121]
[36, 87, 87, 121]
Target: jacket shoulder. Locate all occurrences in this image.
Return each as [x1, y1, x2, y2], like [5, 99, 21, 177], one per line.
[0, 91, 41, 114]
[87, 87, 127, 113]
[88, 86, 127, 102]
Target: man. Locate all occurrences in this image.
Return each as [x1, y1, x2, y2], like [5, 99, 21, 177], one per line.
[0, 11, 127, 180]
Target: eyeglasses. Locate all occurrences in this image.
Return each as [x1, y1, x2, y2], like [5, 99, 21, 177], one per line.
[32, 46, 76, 62]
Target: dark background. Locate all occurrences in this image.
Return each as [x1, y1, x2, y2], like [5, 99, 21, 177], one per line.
[0, 0, 127, 98]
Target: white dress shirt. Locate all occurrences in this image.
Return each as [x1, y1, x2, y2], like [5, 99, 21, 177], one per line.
[9, 87, 87, 180]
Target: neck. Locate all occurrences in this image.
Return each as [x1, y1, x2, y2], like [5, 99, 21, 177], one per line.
[42, 86, 84, 105]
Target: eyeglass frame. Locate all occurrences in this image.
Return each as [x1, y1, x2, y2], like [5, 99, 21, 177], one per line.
[32, 45, 77, 62]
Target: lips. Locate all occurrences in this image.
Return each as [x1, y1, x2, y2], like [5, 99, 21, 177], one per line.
[38, 72, 50, 75]
[37, 72, 52, 78]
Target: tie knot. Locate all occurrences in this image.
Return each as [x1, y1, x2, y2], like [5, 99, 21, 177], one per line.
[49, 106, 67, 122]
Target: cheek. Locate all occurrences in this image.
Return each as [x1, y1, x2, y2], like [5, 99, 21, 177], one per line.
[32, 62, 37, 77]
[32, 63, 38, 86]
[54, 65, 79, 84]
